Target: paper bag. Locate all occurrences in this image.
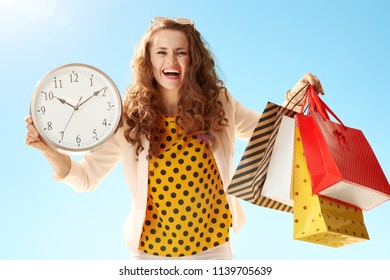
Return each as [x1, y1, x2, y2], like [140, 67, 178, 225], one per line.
[261, 115, 295, 207]
[296, 85, 390, 210]
[227, 102, 296, 212]
[293, 128, 369, 247]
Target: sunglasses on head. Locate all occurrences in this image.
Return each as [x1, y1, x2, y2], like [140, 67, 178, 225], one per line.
[150, 16, 194, 27]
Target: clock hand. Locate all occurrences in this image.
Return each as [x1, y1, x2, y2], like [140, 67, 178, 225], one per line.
[53, 95, 76, 109]
[76, 87, 107, 109]
[61, 96, 83, 138]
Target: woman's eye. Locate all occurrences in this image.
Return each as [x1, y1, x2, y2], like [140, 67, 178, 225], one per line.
[177, 51, 188, 56]
[157, 51, 167, 55]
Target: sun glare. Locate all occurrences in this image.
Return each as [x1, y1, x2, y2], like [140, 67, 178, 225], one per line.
[0, 0, 57, 22]
[0, 0, 79, 41]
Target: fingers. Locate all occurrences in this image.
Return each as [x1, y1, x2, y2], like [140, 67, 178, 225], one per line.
[287, 73, 325, 106]
[25, 115, 39, 140]
[24, 115, 33, 124]
[25, 131, 48, 152]
[301, 73, 325, 95]
[25, 130, 40, 146]
[24, 115, 48, 151]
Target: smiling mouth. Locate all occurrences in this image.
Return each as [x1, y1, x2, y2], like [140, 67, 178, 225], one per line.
[163, 69, 180, 78]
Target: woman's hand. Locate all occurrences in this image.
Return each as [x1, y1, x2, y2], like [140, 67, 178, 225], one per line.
[293, 73, 324, 95]
[25, 115, 71, 178]
[25, 115, 50, 152]
[285, 73, 324, 109]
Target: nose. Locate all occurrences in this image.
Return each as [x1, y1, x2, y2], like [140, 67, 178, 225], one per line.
[168, 53, 178, 65]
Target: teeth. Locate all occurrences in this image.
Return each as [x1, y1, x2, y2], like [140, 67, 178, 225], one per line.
[163, 69, 180, 74]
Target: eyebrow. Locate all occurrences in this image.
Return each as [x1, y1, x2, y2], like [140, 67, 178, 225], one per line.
[154, 47, 188, 51]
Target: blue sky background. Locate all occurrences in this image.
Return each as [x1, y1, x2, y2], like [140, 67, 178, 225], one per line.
[1, 0, 389, 260]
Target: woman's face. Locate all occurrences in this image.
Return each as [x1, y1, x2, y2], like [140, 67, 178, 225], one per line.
[149, 29, 191, 94]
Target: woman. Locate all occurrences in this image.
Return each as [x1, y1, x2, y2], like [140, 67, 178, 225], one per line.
[25, 17, 324, 260]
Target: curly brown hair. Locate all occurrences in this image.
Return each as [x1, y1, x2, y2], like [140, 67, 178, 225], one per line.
[123, 19, 228, 159]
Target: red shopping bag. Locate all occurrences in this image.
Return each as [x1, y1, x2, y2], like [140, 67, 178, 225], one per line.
[295, 85, 390, 210]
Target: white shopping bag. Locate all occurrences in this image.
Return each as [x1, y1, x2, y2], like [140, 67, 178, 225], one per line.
[261, 115, 295, 206]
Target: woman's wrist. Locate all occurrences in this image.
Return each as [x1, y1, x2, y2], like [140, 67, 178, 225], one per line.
[286, 83, 310, 106]
[285, 89, 300, 106]
[282, 97, 302, 112]
[43, 147, 71, 178]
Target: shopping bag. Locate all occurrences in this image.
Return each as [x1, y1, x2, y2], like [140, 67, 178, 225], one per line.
[296, 85, 390, 210]
[293, 128, 369, 247]
[227, 102, 296, 212]
[261, 115, 295, 207]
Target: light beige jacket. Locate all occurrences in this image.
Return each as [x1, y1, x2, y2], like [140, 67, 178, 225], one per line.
[59, 91, 260, 253]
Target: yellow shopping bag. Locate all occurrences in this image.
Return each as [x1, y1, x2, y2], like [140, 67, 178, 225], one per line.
[293, 128, 369, 247]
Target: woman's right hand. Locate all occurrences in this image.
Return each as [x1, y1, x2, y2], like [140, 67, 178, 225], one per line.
[25, 115, 71, 178]
[25, 115, 50, 152]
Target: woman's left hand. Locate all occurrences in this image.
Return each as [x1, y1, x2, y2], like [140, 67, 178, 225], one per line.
[286, 73, 324, 106]
[295, 73, 324, 95]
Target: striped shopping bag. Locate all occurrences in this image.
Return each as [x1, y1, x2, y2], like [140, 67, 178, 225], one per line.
[227, 102, 296, 212]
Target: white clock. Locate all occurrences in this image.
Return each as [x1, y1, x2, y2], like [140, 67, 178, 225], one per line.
[30, 63, 122, 155]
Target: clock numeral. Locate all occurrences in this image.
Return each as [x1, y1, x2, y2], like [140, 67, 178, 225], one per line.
[45, 121, 53, 131]
[90, 75, 94, 86]
[93, 129, 98, 140]
[38, 105, 46, 115]
[54, 77, 63, 89]
[102, 118, 111, 126]
[107, 102, 114, 111]
[102, 87, 108, 97]
[59, 131, 64, 142]
[42, 91, 54, 101]
[70, 71, 79, 83]
[76, 134, 81, 146]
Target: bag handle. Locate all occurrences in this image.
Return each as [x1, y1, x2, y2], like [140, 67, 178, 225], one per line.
[289, 84, 324, 117]
[285, 84, 308, 111]
[305, 85, 346, 128]
[306, 85, 329, 119]
[287, 84, 345, 128]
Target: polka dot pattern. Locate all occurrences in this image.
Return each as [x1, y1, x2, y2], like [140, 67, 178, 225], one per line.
[139, 115, 232, 257]
[293, 129, 369, 247]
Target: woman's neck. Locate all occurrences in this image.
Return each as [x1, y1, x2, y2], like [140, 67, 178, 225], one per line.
[159, 88, 180, 117]
[162, 106, 178, 117]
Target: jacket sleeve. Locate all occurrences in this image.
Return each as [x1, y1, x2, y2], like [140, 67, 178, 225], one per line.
[53, 130, 122, 193]
[225, 91, 261, 141]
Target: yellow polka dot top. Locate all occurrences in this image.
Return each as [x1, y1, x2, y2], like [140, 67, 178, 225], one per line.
[138, 115, 232, 257]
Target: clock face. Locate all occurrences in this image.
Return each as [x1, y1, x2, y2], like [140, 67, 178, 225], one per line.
[30, 63, 122, 154]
